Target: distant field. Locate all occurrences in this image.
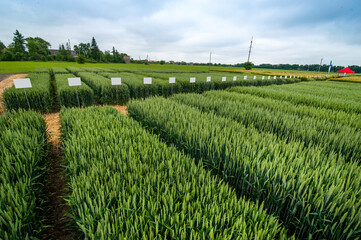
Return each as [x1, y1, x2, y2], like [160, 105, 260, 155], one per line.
[0, 61, 212, 74]
[211, 68, 337, 78]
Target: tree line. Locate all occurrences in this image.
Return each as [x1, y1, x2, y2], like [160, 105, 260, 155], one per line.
[0, 30, 128, 63]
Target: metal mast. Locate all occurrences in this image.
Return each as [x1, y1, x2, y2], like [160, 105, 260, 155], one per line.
[318, 58, 323, 72]
[247, 36, 253, 62]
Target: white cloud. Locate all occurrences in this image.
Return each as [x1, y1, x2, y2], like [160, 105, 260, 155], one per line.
[0, 0, 360, 66]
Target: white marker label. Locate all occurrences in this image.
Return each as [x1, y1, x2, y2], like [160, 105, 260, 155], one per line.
[262, 76, 265, 80]
[206, 76, 211, 82]
[111, 78, 122, 85]
[190, 77, 196, 83]
[253, 76, 257, 80]
[280, 76, 283, 79]
[144, 77, 152, 84]
[233, 76, 237, 81]
[285, 76, 287, 79]
[169, 77, 175, 84]
[244, 75, 247, 80]
[268, 76, 271, 79]
[68, 78, 81, 86]
[14, 78, 32, 89]
[222, 77, 226, 82]
[274, 76, 276, 79]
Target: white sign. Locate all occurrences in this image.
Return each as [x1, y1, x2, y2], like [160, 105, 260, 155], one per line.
[222, 77, 227, 82]
[244, 75, 247, 80]
[206, 76, 211, 82]
[274, 76, 276, 79]
[233, 76, 237, 81]
[111, 78, 122, 85]
[68, 78, 81, 86]
[14, 78, 32, 89]
[144, 77, 152, 84]
[253, 76, 257, 80]
[268, 76, 271, 80]
[169, 77, 176, 84]
[280, 76, 283, 79]
[285, 76, 287, 79]
[190, 77, 196, 83]
[262, 76, 265, 80]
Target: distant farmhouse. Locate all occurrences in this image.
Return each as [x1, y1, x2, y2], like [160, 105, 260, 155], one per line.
[124, 55, 130, 64]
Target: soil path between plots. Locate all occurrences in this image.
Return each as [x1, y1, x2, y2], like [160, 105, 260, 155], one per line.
[112, 105, 128, 115]
[42, 112, 73, 240]
[0, 73, 28, 113]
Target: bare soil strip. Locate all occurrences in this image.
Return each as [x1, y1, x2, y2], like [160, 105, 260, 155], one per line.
[112, 105, 128, 115]
[42, 113, 74, 240]
[0, 74, 28, 114]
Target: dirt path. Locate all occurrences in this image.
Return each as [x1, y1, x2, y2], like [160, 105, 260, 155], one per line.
[42, 113, 73, 240]
[112, 105, 128, 115]
[0, 74, 28, 113]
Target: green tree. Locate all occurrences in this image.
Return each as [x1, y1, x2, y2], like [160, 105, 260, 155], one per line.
[26, 37, 51, 60]
[0, 41, 6, 50]
[76, 54, 86, 64]
[102, 50, 112, 62]
[13, 30, 26, 54]
[90, 37, 100, 62]
[243, 61, 253, 70]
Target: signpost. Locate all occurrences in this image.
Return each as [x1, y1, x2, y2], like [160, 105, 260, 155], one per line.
[111, 78, 122, 100]
[190, 77, 195, 92]
[169, 77, 175, 84]
[14, 78, 32, 109]
[169, 77, 175, 94]
[68, 77, 81, 107]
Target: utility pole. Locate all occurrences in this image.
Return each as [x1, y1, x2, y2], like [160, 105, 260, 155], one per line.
[318, 58, 323, 72]
[247, 36, 253, 62]
[209, 52, 212, 65]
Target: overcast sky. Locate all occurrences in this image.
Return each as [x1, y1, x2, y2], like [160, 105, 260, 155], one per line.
[0, 0, 360, 66]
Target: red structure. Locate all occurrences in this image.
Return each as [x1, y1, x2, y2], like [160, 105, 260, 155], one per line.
[337, 67, 355, 73]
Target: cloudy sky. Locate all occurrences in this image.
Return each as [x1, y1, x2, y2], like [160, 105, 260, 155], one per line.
[0, 0, 360, 66]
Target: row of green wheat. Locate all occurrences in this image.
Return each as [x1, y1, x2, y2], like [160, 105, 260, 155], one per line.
[227, 86, 361, 114]
[266, 81, 361, 103]
[128, 97, 361, 240]
[201, 90, 361, 130]
[0, 110, 48, 239]
[171, 92, 361, 162]
[60, 106, 291, 239]
[2, 73, 52, 112]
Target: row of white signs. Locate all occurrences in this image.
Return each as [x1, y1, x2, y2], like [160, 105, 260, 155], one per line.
[13, 75, 302, 89]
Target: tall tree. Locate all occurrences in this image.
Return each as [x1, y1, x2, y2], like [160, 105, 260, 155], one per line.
[90, 37, 100, 62]
[26, 37, 50, 57]
[0, 41, 6, 50]
[12, 30, 26, 53]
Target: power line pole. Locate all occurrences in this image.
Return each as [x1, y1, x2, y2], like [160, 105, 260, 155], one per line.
[318, 58, 323, 72]
[247, 36, 253, 62]
[209, 51, 212, 65]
